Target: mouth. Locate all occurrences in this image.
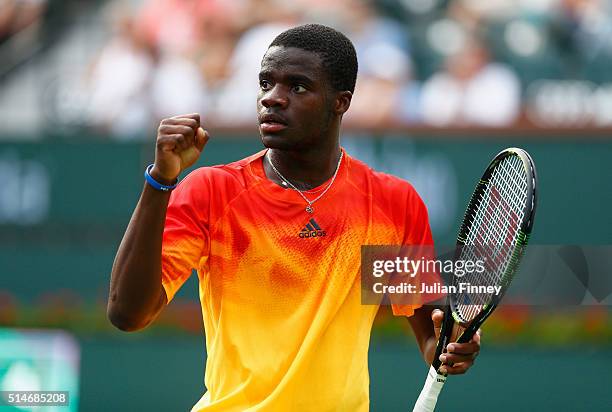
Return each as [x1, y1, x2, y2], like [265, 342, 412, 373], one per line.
[259, 113, 288, 133]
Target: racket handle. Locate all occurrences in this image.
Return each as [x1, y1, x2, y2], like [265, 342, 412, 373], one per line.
[412, 366, 447, 412]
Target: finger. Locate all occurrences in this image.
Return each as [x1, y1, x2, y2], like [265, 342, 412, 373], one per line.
[431, 309, 444, 324]
[156, 134, 179, 152]
[195, 128, 210, 152]
[446, 341, 480, 355]
[159, 125, 195, 147]
[158, 124, 195, 137]
[163, 117, 199, 130]
[439, 361, 473, 375]
[171, 113, 200, 127]
[431, 309, 444, 339]
[439, 352, 477, 365]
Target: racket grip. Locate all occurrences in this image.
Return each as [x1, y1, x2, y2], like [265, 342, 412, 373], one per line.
[412, 366, 447, 412]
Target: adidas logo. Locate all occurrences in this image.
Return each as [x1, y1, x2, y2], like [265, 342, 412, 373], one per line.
[298, 218, 326, 238]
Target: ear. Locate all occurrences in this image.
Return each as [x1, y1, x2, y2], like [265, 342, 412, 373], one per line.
[334, 91, 353, 115]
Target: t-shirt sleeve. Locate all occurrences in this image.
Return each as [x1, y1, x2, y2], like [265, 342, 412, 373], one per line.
[161, 170, 210, 303]
[391, 185, 440, 317]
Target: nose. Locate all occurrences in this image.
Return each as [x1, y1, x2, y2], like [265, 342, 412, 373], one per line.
[260, 84, 288, 109]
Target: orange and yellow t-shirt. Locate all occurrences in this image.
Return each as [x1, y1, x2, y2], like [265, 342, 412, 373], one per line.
[161, 149, 433, 411]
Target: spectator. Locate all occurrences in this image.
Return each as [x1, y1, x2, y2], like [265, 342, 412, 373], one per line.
[420, 36, 521, 127]
[149, 52, 208, 122]
[328, 0, 416, 127]
[212, 0, 301, 125]
[549, 0, 612, 76]
[85, 7, 156, 137]
[0, 0, 48, 44]
[135, 0, 226, 56]
[139, 0, 238, 122]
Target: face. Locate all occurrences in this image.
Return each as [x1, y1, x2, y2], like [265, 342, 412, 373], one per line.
[257, 46, 339, 151]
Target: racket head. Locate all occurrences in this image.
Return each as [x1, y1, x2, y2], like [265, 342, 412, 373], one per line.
[450, 148, 538, 329]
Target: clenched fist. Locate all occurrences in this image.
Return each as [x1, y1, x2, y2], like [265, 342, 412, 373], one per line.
[150, 113, 209, 184]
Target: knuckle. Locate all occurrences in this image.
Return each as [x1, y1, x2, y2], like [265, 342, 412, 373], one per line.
[177, 125, 192, 136]
[159, 124, 173, 134]
[176, 118, 196, 128]
[156, 138, 169, 149]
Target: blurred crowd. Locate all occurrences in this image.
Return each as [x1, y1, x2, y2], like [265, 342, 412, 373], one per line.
[3, 0, 612, 137]
[84, 0, 423, 136]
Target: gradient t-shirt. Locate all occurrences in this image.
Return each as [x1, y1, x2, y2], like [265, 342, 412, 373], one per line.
[161, 149, 433, 411]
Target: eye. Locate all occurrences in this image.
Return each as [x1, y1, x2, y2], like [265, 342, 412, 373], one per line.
[260, 80, 272, 91]
[292, 85, 307, 93]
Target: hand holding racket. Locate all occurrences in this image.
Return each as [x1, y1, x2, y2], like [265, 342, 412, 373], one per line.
[413, 148, 538, 412]
[430, 308, 481, 375]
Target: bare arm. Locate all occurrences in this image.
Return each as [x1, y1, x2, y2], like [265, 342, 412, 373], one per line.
[107, 114, 209, 331]
[107, 183, 171, 331]
[408, 304, 438, 364]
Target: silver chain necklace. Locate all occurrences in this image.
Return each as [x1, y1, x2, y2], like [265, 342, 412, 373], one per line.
[266, 150, 344, 214]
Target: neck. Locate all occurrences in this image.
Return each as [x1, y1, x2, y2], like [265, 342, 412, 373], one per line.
[265, 144, 342, 190]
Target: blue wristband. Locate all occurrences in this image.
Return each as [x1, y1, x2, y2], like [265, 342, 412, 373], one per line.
[144, 164, 179, 191]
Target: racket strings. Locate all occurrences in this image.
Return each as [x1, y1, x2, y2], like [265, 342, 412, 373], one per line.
[454, 155, 528, 322]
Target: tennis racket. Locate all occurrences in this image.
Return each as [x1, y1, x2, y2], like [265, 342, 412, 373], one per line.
[412, 147, 538, 412]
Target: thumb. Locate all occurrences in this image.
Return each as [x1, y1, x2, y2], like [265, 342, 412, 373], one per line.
[431, 309, 444, 339]
[195, 127, 210, 152]
[472, 329, 481, 344]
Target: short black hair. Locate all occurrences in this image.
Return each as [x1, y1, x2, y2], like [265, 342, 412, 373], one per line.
[269, 24, 358, 93]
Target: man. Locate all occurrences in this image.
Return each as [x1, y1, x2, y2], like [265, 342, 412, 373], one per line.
[107, 24, 480, 411]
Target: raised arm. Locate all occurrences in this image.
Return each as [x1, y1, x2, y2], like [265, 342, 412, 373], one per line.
[107, 114, 209, 331]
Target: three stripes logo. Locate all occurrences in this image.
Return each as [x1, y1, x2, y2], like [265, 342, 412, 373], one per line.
[299, 218, 326, 238]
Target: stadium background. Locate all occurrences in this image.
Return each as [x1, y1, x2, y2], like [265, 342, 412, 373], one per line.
[0, 0, 610, 411]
